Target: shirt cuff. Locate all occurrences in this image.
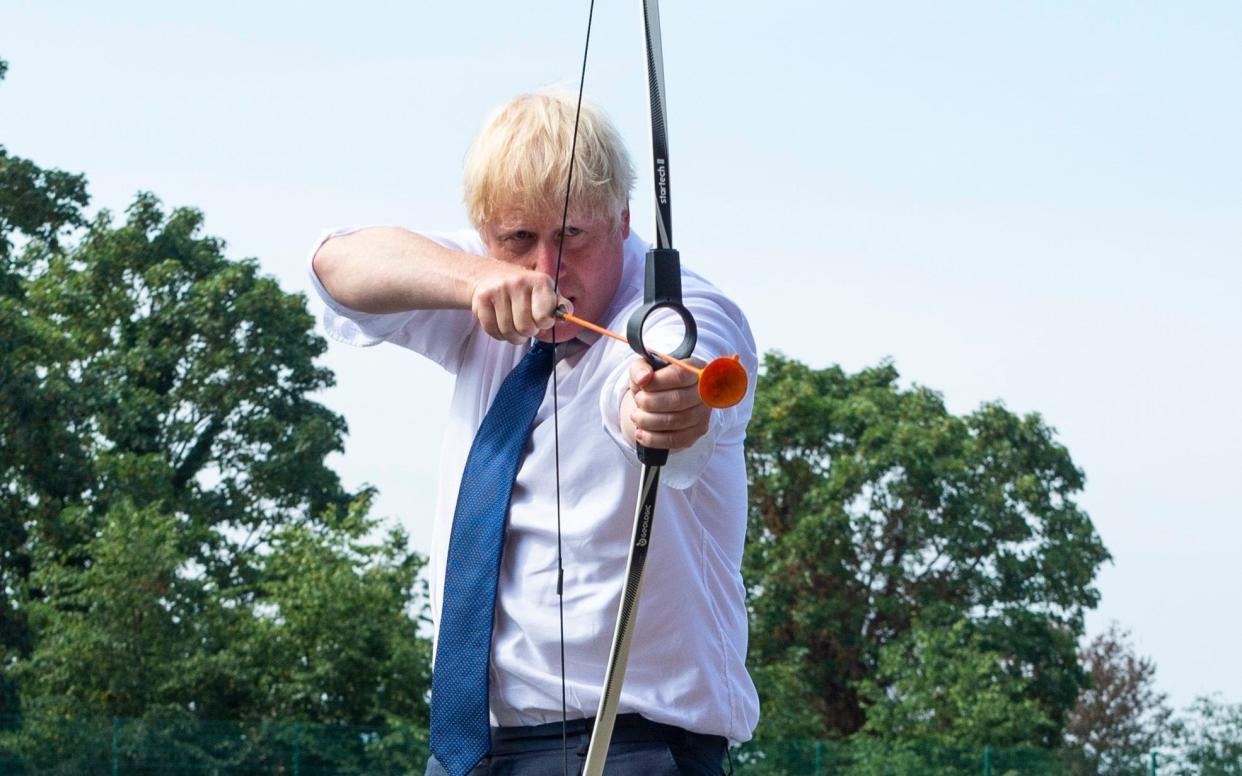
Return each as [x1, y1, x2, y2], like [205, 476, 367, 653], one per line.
[598, 358, 718, 490]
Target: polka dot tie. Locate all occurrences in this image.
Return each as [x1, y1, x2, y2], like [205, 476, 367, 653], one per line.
[429, 341, 555, 776]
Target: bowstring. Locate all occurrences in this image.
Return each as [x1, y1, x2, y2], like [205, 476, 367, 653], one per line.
[551, 2, 596, 774]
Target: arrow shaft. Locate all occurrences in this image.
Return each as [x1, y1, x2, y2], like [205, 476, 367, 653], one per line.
[557, 310, 702, 377]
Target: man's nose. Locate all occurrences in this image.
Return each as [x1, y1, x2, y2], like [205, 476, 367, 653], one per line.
[533, 239, 562, 278]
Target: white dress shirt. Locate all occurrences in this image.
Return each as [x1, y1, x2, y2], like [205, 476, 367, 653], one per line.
[306, 226, 760, 743]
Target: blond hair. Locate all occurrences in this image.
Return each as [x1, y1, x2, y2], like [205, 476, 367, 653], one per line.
[463, 88, 635, 230]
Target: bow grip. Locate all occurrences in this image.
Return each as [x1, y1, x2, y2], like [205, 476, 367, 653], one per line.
[626, 247, 697, 467]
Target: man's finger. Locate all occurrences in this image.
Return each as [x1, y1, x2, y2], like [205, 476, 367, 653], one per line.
[644, 361, 702, 391]
[633, 419, 711, 451]
[631, 405, 710, 434]
[633, 384, 702, 414]
[530, 283, 560, 331]
[629, 358, 654, 391]
[511, 286, 537, 338]
[491, 291, 523, 343]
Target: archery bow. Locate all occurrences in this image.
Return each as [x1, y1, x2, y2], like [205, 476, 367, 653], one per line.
[579, 1, 695, 772]
[549, 1, 709, 773]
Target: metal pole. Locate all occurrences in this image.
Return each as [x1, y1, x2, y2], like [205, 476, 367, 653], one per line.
[292, 722, 301, 776]
[814, 740, 823, 776]
[1150, 751, 1157, 776]
[111, 717, 120, 776]
[983, 745, 992, 776]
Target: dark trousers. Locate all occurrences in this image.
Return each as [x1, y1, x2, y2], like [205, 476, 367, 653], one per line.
[425, 714, 727, 776]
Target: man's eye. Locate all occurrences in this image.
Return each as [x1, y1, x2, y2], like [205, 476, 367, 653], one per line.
[511, 231, 533, 241]
[562, 227, 582, 238]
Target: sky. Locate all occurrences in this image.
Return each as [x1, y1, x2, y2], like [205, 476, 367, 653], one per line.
[2, 1, 1239, 712]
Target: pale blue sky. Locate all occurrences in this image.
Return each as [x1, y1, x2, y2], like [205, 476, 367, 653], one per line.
[3, 1, 1239, 712]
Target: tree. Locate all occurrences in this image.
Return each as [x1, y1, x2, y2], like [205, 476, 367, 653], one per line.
[743, 354, 1110, 742]
[22, 192, 353, 552]
[0, 114, 432, 748]
[1168, 696, 1242, 776]
[860, 616, 1053, 747]
[6, 494, 430, 772]
[1065, 622, 1171, 774]
[0, 55, 92, 715]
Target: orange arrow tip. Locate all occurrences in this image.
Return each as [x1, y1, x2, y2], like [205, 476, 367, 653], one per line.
[698, 354, 747, 409]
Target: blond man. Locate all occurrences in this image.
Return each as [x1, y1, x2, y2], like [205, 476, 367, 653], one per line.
[308, 89, 759, 775]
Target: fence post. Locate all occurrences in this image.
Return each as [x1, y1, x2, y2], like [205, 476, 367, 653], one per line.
[814, 740, 823, 776]
[293, 722, 301, 776]
[983, 745, 992, 776]
[111, 717, 120, 776]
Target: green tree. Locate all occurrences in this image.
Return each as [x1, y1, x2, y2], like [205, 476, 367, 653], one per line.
[0, 55, 92, 715]
[743, 354, 1109, 742]
[0, 82, 432, 756]
[0, 57, 426, 770]
[7, 494, 429, 772]
[1168, 696, 1242, 776]
[22, 192, 352, 554]
[859, 617, 1052, 746]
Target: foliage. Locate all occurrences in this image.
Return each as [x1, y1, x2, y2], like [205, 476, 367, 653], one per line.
[4, 494, 428, 770]
[0, 61, 92, 713]
[859, 617, 1053, 747]
[0, 80, 433, 757]
[1064, 622, 1171, 774]
[1166, 695, 1242, 776]
[743, 354, 1110, 741]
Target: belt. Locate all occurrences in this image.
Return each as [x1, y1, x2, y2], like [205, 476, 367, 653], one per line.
[489, 713, 725, 756]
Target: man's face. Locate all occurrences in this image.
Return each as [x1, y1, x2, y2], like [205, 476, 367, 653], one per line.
[481, 205, 630, 343]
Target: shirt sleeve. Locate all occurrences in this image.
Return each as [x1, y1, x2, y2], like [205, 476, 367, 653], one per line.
[305, 226, 482, 374]
[596, 280, 758, 490]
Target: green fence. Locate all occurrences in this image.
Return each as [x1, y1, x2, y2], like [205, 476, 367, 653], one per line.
[0, 714, 1160, 775]
[0, 714, 428, 775]
[729, 738, 1157, 776]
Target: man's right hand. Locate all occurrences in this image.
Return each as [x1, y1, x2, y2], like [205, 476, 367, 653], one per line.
[470, 268, 568, 345]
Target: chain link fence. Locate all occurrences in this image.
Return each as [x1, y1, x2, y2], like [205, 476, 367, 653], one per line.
[1, 714, 1163, 775]
[0, 714, 428, 775]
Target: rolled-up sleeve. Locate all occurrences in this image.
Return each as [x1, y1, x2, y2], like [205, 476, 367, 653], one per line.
[305, 226, 481, 373]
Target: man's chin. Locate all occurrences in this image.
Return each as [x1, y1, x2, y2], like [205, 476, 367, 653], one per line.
[535, 322, 579, 343]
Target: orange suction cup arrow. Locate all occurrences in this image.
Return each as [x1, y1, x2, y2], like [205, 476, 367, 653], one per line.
[556, 308, 748, 409]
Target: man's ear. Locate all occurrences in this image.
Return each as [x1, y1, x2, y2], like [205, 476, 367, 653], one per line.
[620, 205, 631, 239]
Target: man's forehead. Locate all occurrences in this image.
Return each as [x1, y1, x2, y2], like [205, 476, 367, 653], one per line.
[488, 205, 605, 231]
[489, 206, 557, 229]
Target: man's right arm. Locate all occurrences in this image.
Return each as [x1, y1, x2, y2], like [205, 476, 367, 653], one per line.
[312, 227, 495, 314]
[311, 227, 562, 344]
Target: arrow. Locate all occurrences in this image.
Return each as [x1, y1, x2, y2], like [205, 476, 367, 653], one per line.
[555, 307, 748, 409]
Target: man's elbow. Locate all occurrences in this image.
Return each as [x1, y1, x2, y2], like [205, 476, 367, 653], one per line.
[313, 236, 360, 304]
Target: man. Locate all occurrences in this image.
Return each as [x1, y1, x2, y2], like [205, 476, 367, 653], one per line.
[308, 89, 759, 775]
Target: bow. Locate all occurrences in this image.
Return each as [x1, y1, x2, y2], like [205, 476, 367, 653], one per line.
[582, 0, 695, 771]
[550, 1, 697, 773]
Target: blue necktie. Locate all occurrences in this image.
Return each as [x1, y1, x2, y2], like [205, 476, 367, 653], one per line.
[429, 340, 555, 776]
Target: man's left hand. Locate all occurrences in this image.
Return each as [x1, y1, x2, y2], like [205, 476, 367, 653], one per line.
[621, 357, 711, 451]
